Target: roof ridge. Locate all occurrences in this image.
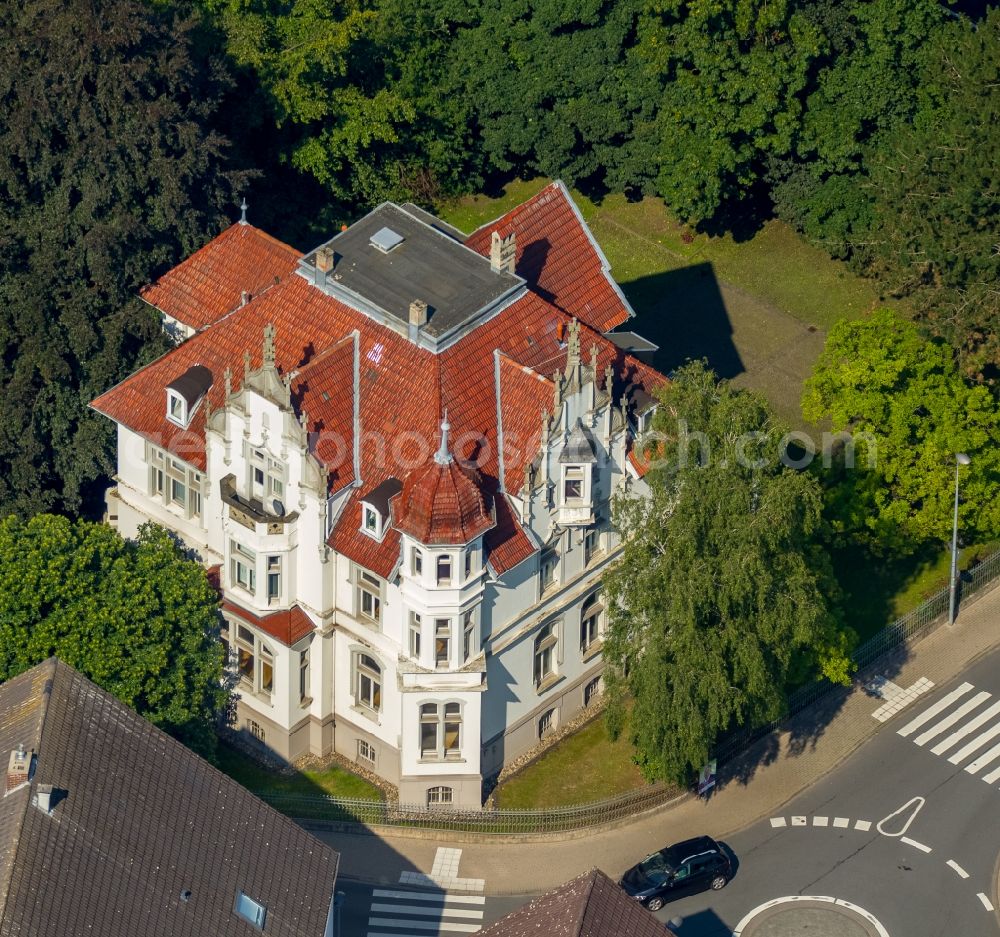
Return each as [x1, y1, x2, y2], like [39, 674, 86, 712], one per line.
[465, 180, 560, 238]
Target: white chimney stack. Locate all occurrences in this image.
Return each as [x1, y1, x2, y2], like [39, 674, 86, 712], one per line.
[490, 230, 516, 274]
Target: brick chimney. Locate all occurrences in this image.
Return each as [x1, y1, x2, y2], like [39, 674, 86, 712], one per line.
[490, 230, 516, 275]
[408, 299, 428, 342]
[314, 246, 335, 287]
[6, 744, 31, 792]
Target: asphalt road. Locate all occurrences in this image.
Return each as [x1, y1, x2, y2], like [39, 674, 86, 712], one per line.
[650, 647, 1000, 937]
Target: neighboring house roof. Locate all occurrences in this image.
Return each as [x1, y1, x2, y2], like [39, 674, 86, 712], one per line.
[464, 181, 635, 334]
[479, 869, 674, 937]
[141, 223, 300, 331]
[0, 659, 339, 937]
[92, 196, 666, 578]
[222, 600, 316, 647]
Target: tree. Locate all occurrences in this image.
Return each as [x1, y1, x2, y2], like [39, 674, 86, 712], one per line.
[638, 0, 822, 222]
[603, 362, 850, 785]
[864, 10, 1000, 381]
[803, 309, 1000, 548]
[0, 516, 226, 758]
[0, 0, 241, 519]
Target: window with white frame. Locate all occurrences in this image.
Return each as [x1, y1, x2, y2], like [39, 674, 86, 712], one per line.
[462, 609, 476, 662]
[436, 555, 452, 586]
[299, 647, 310, 704]
[361, 504, 381, 539]
[357, 739, 376, 765]
[234, 891, 267, 930]
[540, 546, 559, 591]
[409, 611, 422, 659]
[538, 708, 556, 738]
[580, 592, 604, 652]
[354, 653, 382, 712]
[464, 547, 473, 581]
[434, 619, 451, 668]
[147, 444, 203, 520]
[427, 785, 453, 806]
[266, 555, 282, 604]
[534, 622, 558, 686]
[247, 445, 285, 503]
[231, 541, 256, 593]
[167, 390, 187, 427]
[563, 465, 585, 502]
[232, 623, 273, 698]
[356, 569, 382, 624]
[419, 702, 462, 760]
[412, 548, 423, 577]
[584, 528, 602, 565]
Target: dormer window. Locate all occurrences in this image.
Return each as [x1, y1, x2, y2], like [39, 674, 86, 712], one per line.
[165, 364, 212, 429]
[558, 419, 597, 526]
[359, 478, 401, 542]
[637, 406, 657, 436]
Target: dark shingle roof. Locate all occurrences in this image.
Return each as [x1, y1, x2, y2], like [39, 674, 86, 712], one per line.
[0, 659, 339, 937]
[479, 869, 674, 937]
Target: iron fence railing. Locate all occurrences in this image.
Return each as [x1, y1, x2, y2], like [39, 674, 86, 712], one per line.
[257, 550, 1000, 836]
[258, 782, 680, 835]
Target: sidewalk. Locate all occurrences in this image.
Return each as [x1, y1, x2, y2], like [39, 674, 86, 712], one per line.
[311, 581, 1000, 896]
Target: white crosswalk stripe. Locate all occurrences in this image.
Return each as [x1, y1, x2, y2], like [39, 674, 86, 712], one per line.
[896, 680, 1000, 786]
[367, 888, 485, 937]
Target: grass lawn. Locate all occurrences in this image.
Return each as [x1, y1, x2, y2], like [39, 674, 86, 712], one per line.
[438, 179, 903, 428]
[832, 540, 1000, 645]
[494, 714, 650, 809]
[216, 742, 383, 801]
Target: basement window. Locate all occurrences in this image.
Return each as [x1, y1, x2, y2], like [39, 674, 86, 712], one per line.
[234, 891, 267, 930]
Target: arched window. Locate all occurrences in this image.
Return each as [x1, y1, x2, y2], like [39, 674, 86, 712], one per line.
[355, 653, 382, 712]
[534, 623, 558, 686]
[580, 593, 604, 652]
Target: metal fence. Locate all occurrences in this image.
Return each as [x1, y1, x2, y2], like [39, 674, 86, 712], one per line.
[258, 549, 1000, 836]
[713, 547, 1000, 764]
[257, 782, 680, 835]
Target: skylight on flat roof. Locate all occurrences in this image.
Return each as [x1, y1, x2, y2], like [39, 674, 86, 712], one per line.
[370, 227, 404, 253]
[235, 891, 267, 930]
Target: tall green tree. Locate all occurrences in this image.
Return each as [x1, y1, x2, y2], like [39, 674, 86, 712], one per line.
[604, 362, 850, 785]
[803, 308, 1000, 547]
[0, 516, 226, 758]
[0, 0, 241, 518]
[864, 9, 1000, 381]
[639, 0, 823, 221]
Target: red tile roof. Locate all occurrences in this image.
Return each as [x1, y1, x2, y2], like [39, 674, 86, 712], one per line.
[93, 194, 666, 579]
[141, 223, 300, 331]
[464, 181, 634, 334]
[222, 599, 315, 646]
[391, 456, 495, 546]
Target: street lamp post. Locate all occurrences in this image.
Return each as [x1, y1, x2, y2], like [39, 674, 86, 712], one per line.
[949, 453, 972, 625]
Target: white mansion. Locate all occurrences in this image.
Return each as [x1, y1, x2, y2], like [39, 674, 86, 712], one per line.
[93, 182, 663, 807]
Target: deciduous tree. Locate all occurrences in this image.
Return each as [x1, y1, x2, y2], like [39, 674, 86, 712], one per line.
[604, 362, 850, 785]
[0, 516, 226, 759]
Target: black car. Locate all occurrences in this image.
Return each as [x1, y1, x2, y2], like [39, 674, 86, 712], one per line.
[619, 836, 732, 912]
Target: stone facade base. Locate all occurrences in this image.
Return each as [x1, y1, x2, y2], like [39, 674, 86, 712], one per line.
[333, 712, 402, 786]
[398, 773, 482, 810]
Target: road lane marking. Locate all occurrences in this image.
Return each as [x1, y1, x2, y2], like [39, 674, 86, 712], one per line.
[732, 896, 890, 937]
[978, 893, 995, 911]
[931, 698, 1000, 755]
[833, 817, 849, 828]
[770, 817, 786, 828]
[791, 816, 807, 826]
[855, 820, 872, 831]
[813, 816, 828, 827]
[900, 836, 931, 853]
[373, 891, 486, 905]
[876, 796, 925, 837]
[898, 682, 975, 737]
[964, 740, 1000, 776]
[914, 691, 992, 746]
[370, 904, 483, 919]
[946, 860, 970, 879]
[947, 721, 1000, 764]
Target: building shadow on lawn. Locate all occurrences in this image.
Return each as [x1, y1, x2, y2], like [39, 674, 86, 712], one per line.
[620, 262, 744, 381]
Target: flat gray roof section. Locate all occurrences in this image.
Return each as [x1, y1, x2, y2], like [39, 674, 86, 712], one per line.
[302, 204, 523, 341]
